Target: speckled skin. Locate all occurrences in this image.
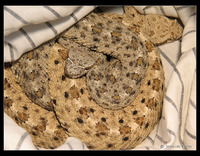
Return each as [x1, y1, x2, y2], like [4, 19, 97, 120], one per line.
[58, 38, 106, 79]
[11, 42, 54, 111]
[4, 67, 68, 149]
[103, 6, 183, 45]
[4, 8, 184, 149]
[49, 12, 165, 149]
[48, 39, 164, 150]
[60, 13, 148, 110]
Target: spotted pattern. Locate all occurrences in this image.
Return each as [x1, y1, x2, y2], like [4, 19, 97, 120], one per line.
[4, 67, 68, 149]
[62, 13, 148, 110]
[3, 9, 179, 150]
[48, 40, 165, 150]
[10, 42, 54, 111]
[118, 6, 183, 45]
[47, 12, 165, 150]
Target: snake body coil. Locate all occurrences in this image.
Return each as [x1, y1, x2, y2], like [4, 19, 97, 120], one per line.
[4, 6, 185, 149]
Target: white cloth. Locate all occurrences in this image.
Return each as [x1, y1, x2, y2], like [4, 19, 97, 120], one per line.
[4, 6, 96, 62]
[4, 6, 196, 150]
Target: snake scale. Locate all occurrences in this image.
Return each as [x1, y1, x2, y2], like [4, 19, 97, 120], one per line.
[4, 6, 183, 150]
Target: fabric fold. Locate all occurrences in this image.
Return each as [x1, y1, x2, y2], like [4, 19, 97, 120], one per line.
[4, 6, 96, 62]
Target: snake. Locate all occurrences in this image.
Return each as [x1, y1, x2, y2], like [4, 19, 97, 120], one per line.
[4, 6, 183, 150]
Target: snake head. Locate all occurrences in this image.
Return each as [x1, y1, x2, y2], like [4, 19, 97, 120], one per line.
[64, 48, 104, 79]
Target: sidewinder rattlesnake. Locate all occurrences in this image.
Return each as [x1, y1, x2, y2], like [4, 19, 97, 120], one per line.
[4, 6, 183, 150]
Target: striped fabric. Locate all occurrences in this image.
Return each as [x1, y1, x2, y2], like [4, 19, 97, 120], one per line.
[4, 6, 96, 62]
[4, 6, 196, 150]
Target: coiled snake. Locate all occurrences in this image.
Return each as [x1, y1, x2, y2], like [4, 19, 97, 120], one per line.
[4, 6, 183, 149]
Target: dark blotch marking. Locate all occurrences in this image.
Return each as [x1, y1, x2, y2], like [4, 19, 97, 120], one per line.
[116, 26, 122, 30]
[119, 119, 124, 123]
[105, 54, 112, 61]
[139, 41, 144, 48]
[107, 20, 113, 24]
[101, 117, 106, 122]
[122, 137, 129, 141]
[100, 132, 106, 135]
[141, 98, 145, 103]
[124, 54, 131, 57]
[49, 146, 55, 149]
[97, 22, 103, 27]
[64, 92, 69, 98]
[133, 110, 138, 115]
[77, 118, 84, 124]
[90, 108, 94, 113]
[93, 37, 100, 42]
[126, 46, 130, 50]
[15, 117, 18, 122]
[116, 37, 121, 42]
[105, 44, 110, 48]
[54, 60, 59, 65]
[62, 75, 66, 81]
[114, 89, 118, 93]
[80, 88, 84, 94]
[88, 145, 94, 149]
[40, 117, 45, 120]
[53, 99, 56, 105]
[129, 61, 133, 66]
[112, 41, 116, 44]
[85, 131, 90, 135]
[53, 137, 59, 140]
[23, 106, 28, 110]
[145, 123, 149, 128]
[91, 45, 98, 50]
